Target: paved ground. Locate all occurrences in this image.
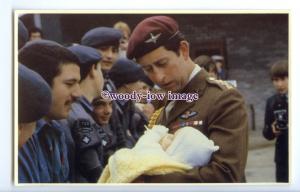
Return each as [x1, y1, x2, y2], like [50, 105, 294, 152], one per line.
[228, 68, 279, 183]
[246, 144, 276, 182]
[246, 129, 276, 183]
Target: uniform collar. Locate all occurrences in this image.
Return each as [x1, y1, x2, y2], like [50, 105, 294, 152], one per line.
[182, 65, 207, 97]
[78, 96, 93, 113]
[188, 64, 201, 82]
[35, 118, 48, 132]
[35, 118, 63, 134]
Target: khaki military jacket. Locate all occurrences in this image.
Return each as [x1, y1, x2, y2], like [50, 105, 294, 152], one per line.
[145, 70, 248, 183]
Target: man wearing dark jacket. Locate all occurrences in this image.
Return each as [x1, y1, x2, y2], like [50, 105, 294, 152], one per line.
[127, 16, 248, 183]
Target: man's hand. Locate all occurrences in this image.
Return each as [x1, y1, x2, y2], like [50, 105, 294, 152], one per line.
[272, 121, 282, 137]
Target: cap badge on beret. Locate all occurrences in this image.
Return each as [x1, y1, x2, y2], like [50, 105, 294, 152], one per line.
[144, 33, 161, 44]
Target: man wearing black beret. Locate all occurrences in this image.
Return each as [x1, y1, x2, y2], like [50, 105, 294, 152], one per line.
[81, 27, 131, 152]
[56, 45, 107, 182]
[18, 40, 82, 183]
[127, 16, 248, 183]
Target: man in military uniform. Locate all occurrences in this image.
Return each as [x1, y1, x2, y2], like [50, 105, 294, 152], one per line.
[18, 40, 82, 183]
[127, 16, 248, 183]
[57, 45, 108, 183]
[81, 27, 128, 150]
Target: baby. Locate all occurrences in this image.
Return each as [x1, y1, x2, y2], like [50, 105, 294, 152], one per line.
[99, 125, 219, 183]
[137, 125, 219, 167]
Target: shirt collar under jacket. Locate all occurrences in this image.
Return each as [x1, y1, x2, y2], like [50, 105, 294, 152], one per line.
[188, 64, 201, 82]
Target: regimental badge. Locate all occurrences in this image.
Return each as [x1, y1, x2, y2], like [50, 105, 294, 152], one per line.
[180, 111, 198, 119]
[145, 33, 161, 44]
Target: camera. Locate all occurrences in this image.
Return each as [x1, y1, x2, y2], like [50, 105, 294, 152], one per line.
[273, 94, 288, 130]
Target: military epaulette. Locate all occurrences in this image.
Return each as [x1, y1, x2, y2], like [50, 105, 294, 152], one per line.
[206, 77, 234, 90]
[147, 107, 164, 129]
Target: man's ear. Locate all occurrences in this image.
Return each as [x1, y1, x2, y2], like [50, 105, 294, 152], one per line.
[89, 64, 97, 78]
[179, 41, 190, 60]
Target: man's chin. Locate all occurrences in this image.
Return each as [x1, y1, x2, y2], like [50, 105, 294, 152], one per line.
[100, 118, 110, 124]
[101, 63, 113, 71]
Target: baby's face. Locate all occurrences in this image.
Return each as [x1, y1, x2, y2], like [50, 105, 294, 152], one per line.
[159, 134, 174, 151]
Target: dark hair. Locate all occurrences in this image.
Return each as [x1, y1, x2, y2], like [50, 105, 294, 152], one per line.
[270, 60, 288, 80]
[19, 42, 80, 86]
[28, 26, 43, 37]
[163, 32, 186, 56]
[80, 61, 96, 81]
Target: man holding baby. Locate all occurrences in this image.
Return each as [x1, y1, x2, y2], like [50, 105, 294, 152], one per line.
[126, 16, 248, 183]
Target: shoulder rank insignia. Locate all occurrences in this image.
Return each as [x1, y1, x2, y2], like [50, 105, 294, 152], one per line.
[207, 77, 233, 89]
[179, 111, 198, 119]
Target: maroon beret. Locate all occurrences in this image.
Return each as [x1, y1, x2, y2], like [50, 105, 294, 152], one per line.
[127, 16, 179, 59]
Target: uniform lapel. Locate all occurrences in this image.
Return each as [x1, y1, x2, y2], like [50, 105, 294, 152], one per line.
[165, 70, 208, 127]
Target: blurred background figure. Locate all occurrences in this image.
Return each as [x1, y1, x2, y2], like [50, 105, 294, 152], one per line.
[263, 60, 288, 182]
[194, 55, 218, 79]
[28, 26, 43, 41]
[113, 21, 131, 58]
[211, 55, 226, 80]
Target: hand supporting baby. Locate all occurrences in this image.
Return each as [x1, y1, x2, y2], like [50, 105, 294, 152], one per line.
[135, 125, 219, 167]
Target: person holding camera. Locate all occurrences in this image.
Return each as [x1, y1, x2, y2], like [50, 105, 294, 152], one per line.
[263, 60, 289, 182]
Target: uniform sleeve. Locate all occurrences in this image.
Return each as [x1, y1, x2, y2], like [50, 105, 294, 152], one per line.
[144, 89, 248, 183]
[262, 97, 275, 140]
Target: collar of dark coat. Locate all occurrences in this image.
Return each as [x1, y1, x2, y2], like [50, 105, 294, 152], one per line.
[78, 96, 93, 114]
[164, 69, 209, 126]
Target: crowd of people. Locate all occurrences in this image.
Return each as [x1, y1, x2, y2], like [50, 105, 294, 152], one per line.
[17, 15, 288, 183]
